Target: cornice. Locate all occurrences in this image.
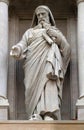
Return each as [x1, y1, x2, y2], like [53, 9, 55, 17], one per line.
[0, 0, 9, 5]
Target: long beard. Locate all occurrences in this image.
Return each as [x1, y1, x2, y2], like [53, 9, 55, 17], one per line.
[40, 21, 51, 29]
[33, 21, 51, 30]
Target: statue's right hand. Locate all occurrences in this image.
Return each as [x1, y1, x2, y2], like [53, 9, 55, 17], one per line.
[10, 45, 21, 58]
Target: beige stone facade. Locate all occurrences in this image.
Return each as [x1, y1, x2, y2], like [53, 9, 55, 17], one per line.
[0, 0, 84, 120]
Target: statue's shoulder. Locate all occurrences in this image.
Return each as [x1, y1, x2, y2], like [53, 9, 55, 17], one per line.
[25, 28, 33, 33]
[23, 28, 33, 37]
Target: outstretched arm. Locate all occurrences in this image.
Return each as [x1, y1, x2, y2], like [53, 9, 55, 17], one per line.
[10, 30, 29, 59]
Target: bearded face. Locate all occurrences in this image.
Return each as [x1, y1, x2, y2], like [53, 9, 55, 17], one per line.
[36, 8, 50, 24]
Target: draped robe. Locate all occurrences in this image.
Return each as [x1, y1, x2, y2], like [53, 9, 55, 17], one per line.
[17, 27, 70, 118]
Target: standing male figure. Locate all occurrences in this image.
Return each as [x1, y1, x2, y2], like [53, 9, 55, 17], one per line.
[10, 5, 70, 120]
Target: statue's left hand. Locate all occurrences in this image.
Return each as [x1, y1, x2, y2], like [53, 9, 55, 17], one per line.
[47, 29, 62, 45]
[47, 29, 58, 38]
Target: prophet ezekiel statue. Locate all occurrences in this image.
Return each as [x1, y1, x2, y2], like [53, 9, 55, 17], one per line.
[10, 5, 70, 120]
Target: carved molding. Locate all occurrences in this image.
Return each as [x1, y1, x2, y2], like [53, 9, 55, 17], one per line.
[77, 0, 84, 4]
[0, 0, 9, 5]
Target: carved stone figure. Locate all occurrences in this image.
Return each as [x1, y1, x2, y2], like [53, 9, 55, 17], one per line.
[10, 5, 70, 120]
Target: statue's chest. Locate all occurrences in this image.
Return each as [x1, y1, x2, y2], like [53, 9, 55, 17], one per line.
[32, 28, 46, 37]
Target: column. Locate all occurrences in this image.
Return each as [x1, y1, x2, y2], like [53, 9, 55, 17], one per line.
[76, 0, 84, 120]
[0, 0, 9, 120]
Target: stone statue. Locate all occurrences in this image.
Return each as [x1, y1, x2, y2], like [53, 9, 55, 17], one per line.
[10, 5, 70, 120]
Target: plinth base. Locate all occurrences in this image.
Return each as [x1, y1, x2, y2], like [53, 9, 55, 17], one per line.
[0, 121, 84, 130]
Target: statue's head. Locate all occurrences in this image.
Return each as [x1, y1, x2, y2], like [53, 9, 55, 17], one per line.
[35, 6, 50, 24]
[31, 5, 56, 27]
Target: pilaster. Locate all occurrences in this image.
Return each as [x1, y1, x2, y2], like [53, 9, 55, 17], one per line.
[76, 0, 84, 120]
[0, 0, 9, 119]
